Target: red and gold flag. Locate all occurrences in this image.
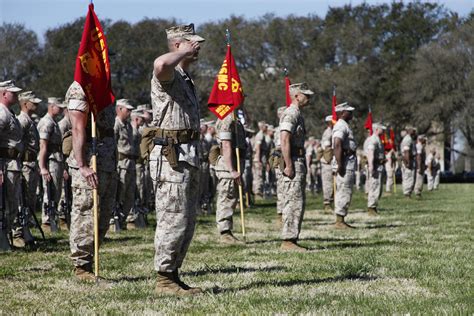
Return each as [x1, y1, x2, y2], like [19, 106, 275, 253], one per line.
[331, 85, 337, 124]
[74, 3, 115, 115]
[208, 45, 244, 119]
[285, 75, 291, 107]
[364, 106, 373, 135]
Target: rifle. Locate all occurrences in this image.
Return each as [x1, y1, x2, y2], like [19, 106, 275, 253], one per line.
[43, 179, 58, 233]
[60, 176, 72, 229]
[0, 169, 12, 251]
[21, 178, 45, 240]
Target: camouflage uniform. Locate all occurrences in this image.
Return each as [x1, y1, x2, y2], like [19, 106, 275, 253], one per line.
[66, 81, 117, 269]
[274, 125, 283, 215]
[279, 104, 306, 240]
[135, 125, 148, 214]
[401, 134, 415, 196]
[332, 118, 357, 217]
[149, 67, 200, 273]
[385, 149, 396, 192]
[426, 152, 439, 191]
[115, 116, 137, 223]
[320, 126, 334, 206]
[198, 135, 211, 213]
[0, 103, 24, 232]
[18, 111, 40, 222]
[414, 140, 426, 196]
[37, 113, 64, 225]
[58, 114, 72, 220]
[365, 133, 384, 208]
[252, 130, 267, 196]
[214, 115, 245, 233]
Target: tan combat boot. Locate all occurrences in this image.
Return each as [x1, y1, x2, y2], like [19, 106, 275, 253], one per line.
[334, 215, 355, 229]
[126, 222, 137, 230]
[367, 207, 378, 216]
[280, 240, 307, 252]
[74, 266, 96, 282]
[324, 204, 334, 214]
[220, 231, 243, 245]
[173, 270, 203, 294]
[59, 219, 69, 231]
[12, 237, 26, 248]
[155, 272, 192, 296]
[41, 223, 51, 234]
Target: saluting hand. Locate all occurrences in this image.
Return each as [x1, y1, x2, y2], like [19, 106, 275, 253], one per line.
[180, 40, 200, 57]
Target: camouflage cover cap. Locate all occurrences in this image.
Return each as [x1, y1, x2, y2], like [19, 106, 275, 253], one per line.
[325, 115, 333, 122]
[0, 80, 22, 92]
[116, 99, 134, 110]
[137, 104, 153, 113]
[335, 102, 354, 112]
[131, 109, 146, 118]
[48, 97, 67, 108]
[372, 122, 387, 130]
[166, 23, 205, 42]
[19, 91, 42, 103]
[289, 83, 314, 96]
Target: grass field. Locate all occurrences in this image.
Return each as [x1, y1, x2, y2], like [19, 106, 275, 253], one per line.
[1, 183, 473, 314]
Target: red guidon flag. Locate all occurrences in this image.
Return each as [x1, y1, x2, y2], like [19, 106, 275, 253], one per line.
[285, 75, 292, 106]
[74, 3, 115, 115]
[331, 85, 337, 124]
[208, 45, 244, 119]
[364, 106, 373, 135]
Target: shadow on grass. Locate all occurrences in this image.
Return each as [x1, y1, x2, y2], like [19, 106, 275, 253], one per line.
[320, 239, 397, 250]
[211, 274, 379, 293]
[183, 265, 286, 277]
[110, 275, 151, 283]
[104, 236, 143, 243]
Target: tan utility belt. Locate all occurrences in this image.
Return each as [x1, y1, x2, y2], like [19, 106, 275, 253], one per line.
[154, 128, 199, 144]
[23, 150, 37, 162]
[118, 152, 139, 161]
[0, 147, 21, 159]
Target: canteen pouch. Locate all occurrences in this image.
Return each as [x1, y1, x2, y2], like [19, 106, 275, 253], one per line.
[323, 148, 333, 163]
[208, 145, 220, 166]
[269, 149, 282, 170]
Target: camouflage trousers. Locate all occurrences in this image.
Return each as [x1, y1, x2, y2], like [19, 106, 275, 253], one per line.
[3, 168, 21, 232]
[136, 162, 148, 208]
[434, 170, 440, 189]
[335, 169, 355, 217]
[252, 161, 265, 196]
[22, 162, 39, 216]
[117, 164, 136, 222]
[150, 156, 199, 273]
[280, 159, 306, 241]
[275, 168, 284, 215]
[385, 161, 395, 192]
[42, 159, 63, 224]
[321, 162, 334, 205]
[199, 161, 211, 212]
[367, 169, 383, 208]
[426, 171, 435, 191]
[215, 174, 237, 233]
[414, 171, 424, 196]
[69, 168, 117, 268]
[401, 165, 415, 196]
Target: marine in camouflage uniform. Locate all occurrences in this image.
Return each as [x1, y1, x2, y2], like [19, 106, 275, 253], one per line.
[130, 109, 146, 228]
[148, 24, 204, 295]
[426, 147, 439, 191]
[37, 97, 66, 231]
[114, 99, 136, 228]
[0, 80, 23, 251]
[365, 123, 386, 215]
[401, 127, 417, 197]
[198, 122, 211, 214]
[332, 102, 357, 229]
[320, 115, 334, 212]
[58, 108, 72, 229]
[414, 135, 426, 197]
[14, 91, 42, 246]
[214, 114, 245, 243]
[252, 122, 268, 197]
[273, 106, 286, 222]
[279, 83, 314, 252]
[66, 81, 118, 281]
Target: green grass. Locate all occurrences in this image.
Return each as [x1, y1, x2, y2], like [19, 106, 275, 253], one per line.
[1, 184, 473, 314]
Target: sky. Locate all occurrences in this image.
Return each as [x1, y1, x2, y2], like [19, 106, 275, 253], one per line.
[1, 0, 473, 42]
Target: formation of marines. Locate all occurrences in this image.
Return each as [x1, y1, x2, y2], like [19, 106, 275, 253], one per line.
[0, 23, 442, 296]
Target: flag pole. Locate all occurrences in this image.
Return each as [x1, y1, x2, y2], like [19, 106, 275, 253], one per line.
[91, 112, 100, 280]
[227, 28, 246, 241]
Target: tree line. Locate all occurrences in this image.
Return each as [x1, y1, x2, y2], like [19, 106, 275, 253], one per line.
[0, 2, 472, 167]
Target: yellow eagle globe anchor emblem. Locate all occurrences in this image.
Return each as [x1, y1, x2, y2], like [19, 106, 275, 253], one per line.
[79, 49, 103, 79]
